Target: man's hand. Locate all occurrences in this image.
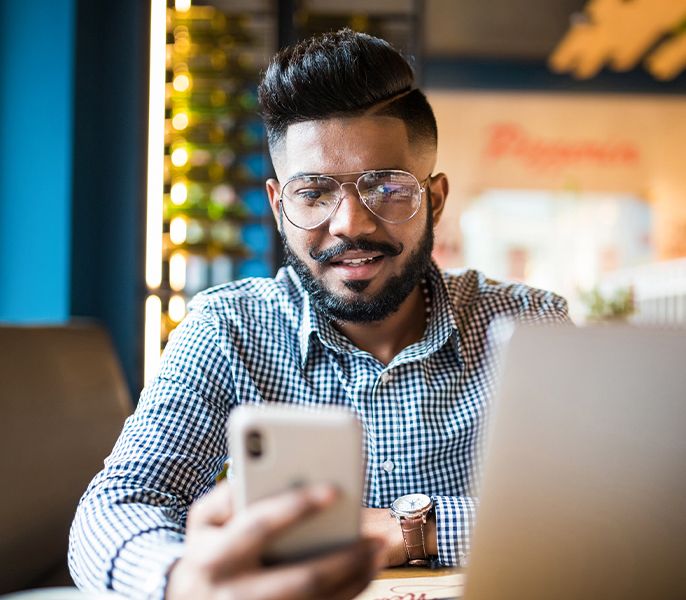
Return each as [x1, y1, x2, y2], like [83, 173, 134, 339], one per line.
[361, 507, 437, 568]
[166, 480, 384, 600]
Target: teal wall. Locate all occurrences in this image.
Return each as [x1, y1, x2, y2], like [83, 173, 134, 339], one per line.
[0, 0, 75, 322]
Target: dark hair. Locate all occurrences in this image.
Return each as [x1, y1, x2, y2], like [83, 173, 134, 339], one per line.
[258, 28, 437, 153]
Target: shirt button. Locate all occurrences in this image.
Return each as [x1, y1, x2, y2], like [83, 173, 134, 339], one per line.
[382, 459, 395, 473]
[380, 372, 392, 384]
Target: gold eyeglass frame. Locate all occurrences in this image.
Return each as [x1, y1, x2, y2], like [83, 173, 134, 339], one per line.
[278, 169, 431, 230]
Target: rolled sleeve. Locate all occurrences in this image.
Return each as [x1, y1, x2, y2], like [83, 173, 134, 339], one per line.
[432, 495, 479, 567]
[115, 534, 184, 600]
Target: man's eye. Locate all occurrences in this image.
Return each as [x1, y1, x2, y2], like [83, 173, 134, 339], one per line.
[373, 184, 407, 198]
[296, 189, 322, 200]
[293, 188, 334, 206]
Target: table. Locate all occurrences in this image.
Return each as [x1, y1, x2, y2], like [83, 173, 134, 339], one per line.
[354, 566, 465, 600]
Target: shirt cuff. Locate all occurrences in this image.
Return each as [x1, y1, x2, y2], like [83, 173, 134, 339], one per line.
[112, 529, 185, 600]
[432, 495, 479, 567]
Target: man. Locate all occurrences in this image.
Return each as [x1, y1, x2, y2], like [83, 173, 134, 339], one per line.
[70, 29, 569, 599]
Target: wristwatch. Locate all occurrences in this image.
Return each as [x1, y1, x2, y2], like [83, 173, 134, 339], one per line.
[389, 493, 434, 566]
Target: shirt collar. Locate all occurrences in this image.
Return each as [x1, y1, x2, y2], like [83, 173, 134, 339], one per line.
[288, 267, 350, 368]
[285, 266, 318, 368]
[424, 260, 462, 357]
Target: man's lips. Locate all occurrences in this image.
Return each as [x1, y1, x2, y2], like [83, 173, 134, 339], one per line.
[309, 240, 403, 264]
[328, 253, 384, 266]
[325, 254, 387, 282]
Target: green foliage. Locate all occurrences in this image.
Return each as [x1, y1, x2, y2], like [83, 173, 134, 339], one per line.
[580, 286, 635, 321]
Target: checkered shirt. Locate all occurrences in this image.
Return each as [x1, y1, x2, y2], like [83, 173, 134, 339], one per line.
[69, 262, 569, 599]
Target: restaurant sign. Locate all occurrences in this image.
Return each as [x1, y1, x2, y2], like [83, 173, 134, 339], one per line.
[484, 122, 641, 170]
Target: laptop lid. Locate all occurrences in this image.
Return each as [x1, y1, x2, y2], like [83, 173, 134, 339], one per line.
[465, 325, 686, 600]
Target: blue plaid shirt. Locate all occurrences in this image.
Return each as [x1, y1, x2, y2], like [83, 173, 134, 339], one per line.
[69, 262, 569, 599]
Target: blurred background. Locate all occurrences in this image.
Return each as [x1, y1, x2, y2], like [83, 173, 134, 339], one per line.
[1, 0, 685, 400]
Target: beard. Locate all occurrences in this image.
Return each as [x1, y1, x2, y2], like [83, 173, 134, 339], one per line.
[281, 207, 434, 323]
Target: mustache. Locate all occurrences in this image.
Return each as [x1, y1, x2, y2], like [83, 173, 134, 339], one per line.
[309, 239, 404, 263]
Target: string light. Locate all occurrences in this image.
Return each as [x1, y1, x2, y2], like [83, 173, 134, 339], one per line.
[173, 73, 191, 92]
[171, 147, 189, 167]
[169, 252, 187, 291]
[172, 112, 189, 130]
[169, 295, 187, 322]
[170, 181, 188, 205]
[175, 0, 192, 13]
[169, 217, 187, 245]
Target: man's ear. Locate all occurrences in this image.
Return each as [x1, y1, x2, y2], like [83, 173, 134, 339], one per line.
[428, 173, 449, 226]
[265, 178, 282, 229]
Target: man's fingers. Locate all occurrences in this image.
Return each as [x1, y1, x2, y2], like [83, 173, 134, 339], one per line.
[185, 482, 339, 580]
[266, 539, 379, 600]
[218, 483, 338, 565]
[179, 481, 383, 600]
[277, 537, 383, 600]
[187, 479, 235, 528]
[246, 537, 383, 600]
[303, 544, 383, 600]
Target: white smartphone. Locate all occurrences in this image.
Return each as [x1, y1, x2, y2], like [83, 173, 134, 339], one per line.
[227, 404, 364, 563]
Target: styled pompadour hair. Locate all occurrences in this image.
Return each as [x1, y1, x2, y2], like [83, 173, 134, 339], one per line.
[258, 28, 437, 153]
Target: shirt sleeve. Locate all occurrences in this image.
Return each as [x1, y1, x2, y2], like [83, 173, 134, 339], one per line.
[68, 305, 234, 600]
[432, 495, 479, 567]
[523, 291, 572, 325]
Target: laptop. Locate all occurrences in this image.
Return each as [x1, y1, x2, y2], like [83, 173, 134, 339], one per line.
[464, 325, 686, 600]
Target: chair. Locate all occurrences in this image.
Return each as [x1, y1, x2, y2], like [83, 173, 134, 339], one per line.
[0, 323, 131, 593]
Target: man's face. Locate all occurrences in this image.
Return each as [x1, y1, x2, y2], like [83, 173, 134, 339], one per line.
[266, 115, 444, 323]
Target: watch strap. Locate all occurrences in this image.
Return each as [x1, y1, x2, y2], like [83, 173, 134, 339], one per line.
[399, 514, 430, 566]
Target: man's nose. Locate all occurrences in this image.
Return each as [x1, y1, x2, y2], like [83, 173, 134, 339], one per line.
[327, 183, 377, 238]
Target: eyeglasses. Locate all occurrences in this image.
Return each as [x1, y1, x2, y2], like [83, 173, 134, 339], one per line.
[279, 169, 429, 230]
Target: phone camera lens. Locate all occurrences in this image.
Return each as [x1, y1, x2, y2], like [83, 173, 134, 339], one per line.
[246, 430, 262, 458]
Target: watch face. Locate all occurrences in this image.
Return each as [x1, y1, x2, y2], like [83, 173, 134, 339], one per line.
[391, 493, 432, 517]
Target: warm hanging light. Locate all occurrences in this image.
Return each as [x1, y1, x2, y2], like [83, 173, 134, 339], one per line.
[646, 32, 686, 80]
[549, 0, 686, 80]
[169, 294, 187, 322]
[145, 0, 167, 290]
[175, 0, 191, 12]
[171, 147, 189, 167]
[144, 295, 162, 383]
[169, 217, 187, 245]
[172, 112, 189, 130]
[143, 0, 169, 385]
[169, 252, 187, 291]
[170, 181, 188, 205]
[173, 73, 191, 92]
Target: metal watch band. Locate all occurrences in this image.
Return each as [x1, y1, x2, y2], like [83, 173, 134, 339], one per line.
[399, 514, 430, 566]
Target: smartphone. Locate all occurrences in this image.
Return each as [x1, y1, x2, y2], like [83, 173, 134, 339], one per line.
[228, 404, 363, 563]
